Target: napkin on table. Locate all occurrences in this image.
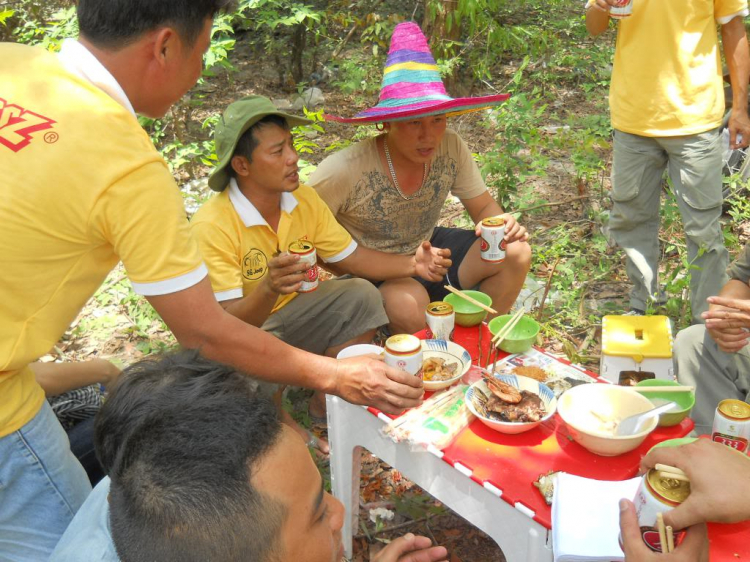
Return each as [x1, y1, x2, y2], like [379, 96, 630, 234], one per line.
[552, 473, 641, 562]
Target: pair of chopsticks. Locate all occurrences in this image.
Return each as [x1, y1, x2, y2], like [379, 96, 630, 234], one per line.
[656, 512, 675, 553]
[485, 308, 525, 368]
[443, 285, 498, 367]
[655, 463, 690, 482]
[444, 285, 497, 315]
[655, 463, 687, 553]
[634, 386, 695, 393]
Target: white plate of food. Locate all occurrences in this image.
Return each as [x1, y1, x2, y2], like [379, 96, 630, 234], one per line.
[466, 373, 557, 434]
[420, 339, 471, 391]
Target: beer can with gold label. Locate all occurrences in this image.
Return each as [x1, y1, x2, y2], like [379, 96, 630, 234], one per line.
[712, 399, 750, 454]
[288, 240, 318, 293]
[384, 334, 423, 378]
[480, 217, 506, 263]
[628, 468, 690, 553]
[425, 302, 454, 341]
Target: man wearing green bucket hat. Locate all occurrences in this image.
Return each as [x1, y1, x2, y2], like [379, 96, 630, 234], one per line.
[310, 22, 531, 335]
[191, 95, 452, 428]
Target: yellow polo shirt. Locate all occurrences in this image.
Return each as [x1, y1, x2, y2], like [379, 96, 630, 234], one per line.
[610, 0, 748, 136]
[191, 179, 357, 312]
[0, 42, 206, 437]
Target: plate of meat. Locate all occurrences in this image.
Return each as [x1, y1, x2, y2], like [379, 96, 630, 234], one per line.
[466, 373, 557, 434]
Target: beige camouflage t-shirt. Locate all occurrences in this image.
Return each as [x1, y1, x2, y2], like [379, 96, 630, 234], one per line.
[309, 129, 487, 255]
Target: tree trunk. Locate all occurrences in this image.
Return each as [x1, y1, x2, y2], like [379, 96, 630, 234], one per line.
[422, 0, 461, 91]
[291, 23, 307, 84]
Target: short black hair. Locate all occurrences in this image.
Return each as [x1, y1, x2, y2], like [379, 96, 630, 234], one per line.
[95, 350, 285, 562]
[230, 114, 291, 174]
[78, 0, 234, 50]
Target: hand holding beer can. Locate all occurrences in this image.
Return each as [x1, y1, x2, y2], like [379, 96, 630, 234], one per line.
[480, 217, 506, 263]
[288, 240, 318, 293]
[624, 468, 690, 553]
[384, 334, 423, 378]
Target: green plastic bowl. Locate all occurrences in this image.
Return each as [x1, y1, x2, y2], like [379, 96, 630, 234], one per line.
[487, 314, 540, 354]
[635, 379, 695, 427]
[443, 291, 492, 327]
[648, 437, 699, 454]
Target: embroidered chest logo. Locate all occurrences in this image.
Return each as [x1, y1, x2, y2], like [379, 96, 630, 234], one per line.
[242, 248, 268, 280]
[0, 97, 57, 152]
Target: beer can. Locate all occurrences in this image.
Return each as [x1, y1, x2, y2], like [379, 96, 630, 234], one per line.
[288, 240, 318, 293]
[480, 217, 506, 263]
[629, 468, 690, 553]
[384, 334, 423, 378]
[712, 399, 750, 454]
[609, 0, 633, 19]
[425, 302, 455, 341]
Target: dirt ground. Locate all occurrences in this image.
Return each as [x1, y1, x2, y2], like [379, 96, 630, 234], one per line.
[43, 27, 749, 562]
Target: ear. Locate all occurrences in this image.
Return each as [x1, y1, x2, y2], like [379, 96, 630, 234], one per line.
[231, 155, 251, 177]
[151, 27, 178, 69]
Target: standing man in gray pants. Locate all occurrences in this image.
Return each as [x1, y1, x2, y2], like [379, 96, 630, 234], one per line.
[586, 0, 750, 322]
[675, 242, 750, 434]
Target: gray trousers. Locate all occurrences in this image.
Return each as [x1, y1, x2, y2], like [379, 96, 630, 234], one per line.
[610, 129, 729, 323]
[674, 324, 750, 435]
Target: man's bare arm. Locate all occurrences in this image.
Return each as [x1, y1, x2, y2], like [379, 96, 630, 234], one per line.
[722, 16, 750, 148]
[338, 244, 451, 282]
[146, 278, 424, 414]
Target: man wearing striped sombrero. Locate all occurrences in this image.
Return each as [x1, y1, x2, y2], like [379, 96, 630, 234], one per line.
[310, 22, 531, 335]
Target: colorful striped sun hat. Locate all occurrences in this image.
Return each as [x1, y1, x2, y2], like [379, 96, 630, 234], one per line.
[326, 21, 509, 124]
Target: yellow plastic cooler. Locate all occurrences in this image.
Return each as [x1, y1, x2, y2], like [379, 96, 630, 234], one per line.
[600, 315, 673, 383]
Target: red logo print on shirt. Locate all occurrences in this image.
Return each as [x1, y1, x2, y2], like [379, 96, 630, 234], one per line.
[0, 98, 56, 152]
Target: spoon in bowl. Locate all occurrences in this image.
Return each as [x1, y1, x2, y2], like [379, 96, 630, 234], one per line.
[616, 402, 677, 436]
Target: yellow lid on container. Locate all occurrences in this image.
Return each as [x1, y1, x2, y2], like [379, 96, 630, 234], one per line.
[601, 315, 673, 362]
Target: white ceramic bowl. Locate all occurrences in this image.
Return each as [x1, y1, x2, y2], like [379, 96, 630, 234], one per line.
[421, 339, 471, 391]
[336, 344, 383, 360]
[557, 383, 659, 456]
[466, 374, 557, 434]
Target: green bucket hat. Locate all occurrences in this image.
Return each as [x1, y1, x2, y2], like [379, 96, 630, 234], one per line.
[208, 95, 312, 192]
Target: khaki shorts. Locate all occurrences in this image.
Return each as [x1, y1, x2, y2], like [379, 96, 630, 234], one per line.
[261, 277, 388, 356]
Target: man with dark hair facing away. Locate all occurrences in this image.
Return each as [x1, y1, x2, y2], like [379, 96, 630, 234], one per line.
[191, 95, 452, 435]
[51, 350, 449, 562]
[0, 1, 424, 557]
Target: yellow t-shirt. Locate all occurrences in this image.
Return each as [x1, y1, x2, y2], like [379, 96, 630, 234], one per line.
[610, 0, 748, 136]
[0, 43, 205, 437]
[190, 179, 357, 312]
[191, 180, 357, 313]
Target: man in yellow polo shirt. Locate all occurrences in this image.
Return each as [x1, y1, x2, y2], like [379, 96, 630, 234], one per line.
[0, 2, 425, 558]
[586, 0, 750, 322]
[191, 96, 452, 429]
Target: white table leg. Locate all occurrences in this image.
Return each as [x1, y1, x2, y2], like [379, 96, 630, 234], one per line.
[327, 396, 554, 562]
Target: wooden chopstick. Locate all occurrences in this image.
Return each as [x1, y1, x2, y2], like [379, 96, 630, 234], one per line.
[658, 471, 690, 482]
[490, 308, 523, 343]
[657, 512, 668, 554]
[634, 386, 695, 393]
[491, 308, 525, 345]
[666, 526, 675, 553]
[444, 285, 498, 314]
[655, 463, 686, 476]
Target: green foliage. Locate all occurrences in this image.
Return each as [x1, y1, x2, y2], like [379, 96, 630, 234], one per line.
[237, 0, 328, 84]
[203, 11, 238, 75]
[10, 3, 77, 50]
[479, 61, 548, 207]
